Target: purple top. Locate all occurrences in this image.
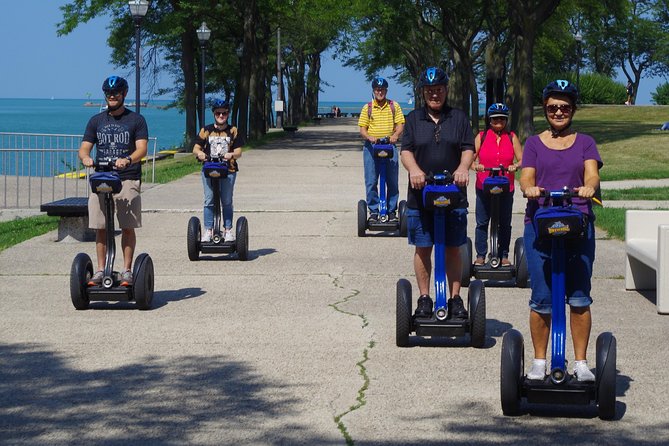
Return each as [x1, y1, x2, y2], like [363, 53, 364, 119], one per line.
[522, 133, 603, 223]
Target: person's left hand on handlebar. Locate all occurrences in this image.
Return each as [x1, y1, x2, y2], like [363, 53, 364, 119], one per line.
[389, 135, 399, 144]
[452, 167, 469, 186]
[115, 157, 131, 169]
[576, 185, 595, 199]
[223, 152, 234, 161]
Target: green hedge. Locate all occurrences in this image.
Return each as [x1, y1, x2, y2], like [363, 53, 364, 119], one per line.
[534, 73, 627, 105]
[651, 82, 669, 105]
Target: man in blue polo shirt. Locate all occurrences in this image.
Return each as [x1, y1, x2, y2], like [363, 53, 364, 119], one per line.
[400, 67, 475, 319]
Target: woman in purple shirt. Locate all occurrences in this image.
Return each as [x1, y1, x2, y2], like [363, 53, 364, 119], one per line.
[519, 80, 603, 383]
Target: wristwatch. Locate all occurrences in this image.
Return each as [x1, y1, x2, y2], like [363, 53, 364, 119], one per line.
[125, 155, 132, 164]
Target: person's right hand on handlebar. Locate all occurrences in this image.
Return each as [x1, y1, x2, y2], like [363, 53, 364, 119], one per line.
[409, 168, 427, 189]
[195, 150, 207, 162]
[474, 162, 485, 172]
[82, 156, 95, 168]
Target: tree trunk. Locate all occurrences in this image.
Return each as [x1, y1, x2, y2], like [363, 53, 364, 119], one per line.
[180, 26, 198, 149]
[305, 53, 321, 120]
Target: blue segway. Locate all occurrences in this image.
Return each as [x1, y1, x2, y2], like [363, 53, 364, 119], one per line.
[500, 188, 617, 419]
[357, 137, 407, 237]
[70, 158, 154, 310]
[464, 165, 528, 287]
[396, 171, 486, 348]
[187, 157, 249, 261]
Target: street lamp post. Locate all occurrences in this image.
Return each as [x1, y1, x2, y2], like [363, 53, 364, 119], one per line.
[196, 22, 211, 130]
[128, 0, 149, 114]
[575, 32, 583, 94]
[276, 27, 283, 129]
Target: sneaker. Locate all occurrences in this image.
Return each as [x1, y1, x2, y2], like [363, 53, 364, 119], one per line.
[201, 228, 212, 243]
[368, 213, 379, 224]
[414, 294, 433, 318]
[527, 359, 547, 380]
[388, 211, 398, 222]
[573, 360, 595, 382]
[224, 229, 235, 242]
[88, 270, 103, 286]
[474, 256, 485, 266]
[447, 295, 468, 320]
[120, 270, 133, 287]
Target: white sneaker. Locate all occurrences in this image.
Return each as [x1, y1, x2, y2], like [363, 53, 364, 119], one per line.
[201, 228, 212, 242]
[573, 360, 595, 382]
[527, 359, 547, 380]
[224, 229, 235, 242]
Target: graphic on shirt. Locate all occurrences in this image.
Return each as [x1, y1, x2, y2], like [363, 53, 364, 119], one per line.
[96, 123, 131, 158]
[209, 135, 230, 158]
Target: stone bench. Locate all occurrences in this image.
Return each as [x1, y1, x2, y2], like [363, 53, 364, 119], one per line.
[625, 210, 669, 314]
[40, 197, 95, 242]
[283, 126, 298, 135]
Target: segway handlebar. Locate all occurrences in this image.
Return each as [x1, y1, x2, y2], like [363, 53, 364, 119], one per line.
[484, 164, 510, 176]
[93, 157, 120, 172]
[425, 170, 454, 185]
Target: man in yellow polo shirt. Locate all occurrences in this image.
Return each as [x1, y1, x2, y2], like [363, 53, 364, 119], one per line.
[358, 77, 405, 223]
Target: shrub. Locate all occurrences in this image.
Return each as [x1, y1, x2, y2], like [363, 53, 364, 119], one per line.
[534, 73, 626, 105]
[651, 82, 669, 105]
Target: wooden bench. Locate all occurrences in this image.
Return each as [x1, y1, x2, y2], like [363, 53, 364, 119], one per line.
[40, 197, 95, 242]
[282, 126, 298, 135]
[625, 210, 669, 314]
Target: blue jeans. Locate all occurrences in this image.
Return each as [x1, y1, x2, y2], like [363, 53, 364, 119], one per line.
[524, 220, 595, 314]
[474, 188, 513, 259]
[363, 141, 399, 214]
[202, 171, 236, 230]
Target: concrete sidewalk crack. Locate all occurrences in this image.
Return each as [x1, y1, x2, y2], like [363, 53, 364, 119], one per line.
[328, 274, 374, 445]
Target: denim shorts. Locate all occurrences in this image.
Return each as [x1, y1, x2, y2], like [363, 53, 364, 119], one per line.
[524, 220, 595, 314]
[407, 207, 467, 248]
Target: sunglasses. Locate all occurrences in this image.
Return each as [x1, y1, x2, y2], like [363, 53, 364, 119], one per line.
[214, 111, 229, 116]
[546, 104, 573, 114]
[426, 88, 445, 96]
[104, 91, 123, 98]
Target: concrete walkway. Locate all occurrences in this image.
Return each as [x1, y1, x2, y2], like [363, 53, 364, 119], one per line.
[1, 117, 668, 445]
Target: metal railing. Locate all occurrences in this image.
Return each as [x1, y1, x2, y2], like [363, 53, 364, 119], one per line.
[0, 132, 157, 209]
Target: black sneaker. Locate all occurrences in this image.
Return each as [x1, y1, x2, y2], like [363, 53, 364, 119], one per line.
[368, 213, 379, 224]
[447, 295, 468, 320]
[388, 211, 398, 222]
[414, 294, 433, 318]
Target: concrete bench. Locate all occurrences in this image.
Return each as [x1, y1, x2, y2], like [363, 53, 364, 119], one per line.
[283, 126, 298, 135]
[40, 197, 95, 242]
[625, 210, 669, 314]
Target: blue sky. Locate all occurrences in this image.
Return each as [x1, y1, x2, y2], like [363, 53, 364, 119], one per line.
[0, 0, 662, 104]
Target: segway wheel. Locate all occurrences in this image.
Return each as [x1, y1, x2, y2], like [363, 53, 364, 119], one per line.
[500, 329, 524, 416]
[460, 238, 473, 287]
[398, 200, 408, 237]
[236, 216, 249, 261]
[514, 237, 529, 288]
[187, 216, 201, 261]
[468, 279, 486, 348]
[70, 253, 92, 310]
[396, 279, 413, 347]
[357, 200, 367, 237]
[596, 332, 617, 420]
[133, 253, 154, 310]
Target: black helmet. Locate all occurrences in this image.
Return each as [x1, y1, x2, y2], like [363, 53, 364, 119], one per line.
[371, 77, 389, 89]
[542, 79, 578, 104]
[210, 98, 230, 111]
[102, 76, 128, 94]
[418, 67, 449, 88]
[487, 103, 509, 118]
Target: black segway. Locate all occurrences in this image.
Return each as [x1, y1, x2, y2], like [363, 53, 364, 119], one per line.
[187, 157, 249, 261]
[70, 158, 154, 310]
[357, 138, 407, 237]
[396, 171, 486, 348]
[500, 188, 616, 419]
[464, 165, 529, 287]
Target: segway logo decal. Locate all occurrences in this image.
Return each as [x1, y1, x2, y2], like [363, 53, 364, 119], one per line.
[427, 68, 436, 82]
[433, 195, 451, 207]
[547, 221, 571, 236]
[377, 150, 389, 158]
[208, 170, 221, 178]
[95, 182, 114, 193]
[490, 186, 503, 195]
[557, 79, 569, 89]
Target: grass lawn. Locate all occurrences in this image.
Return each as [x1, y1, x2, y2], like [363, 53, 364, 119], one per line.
[0, 215, 58, 253]
[602, 187, 669, 201]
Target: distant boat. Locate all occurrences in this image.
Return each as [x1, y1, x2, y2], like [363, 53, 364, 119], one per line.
[408, 98, 413, 105]
[50, 96, 55, 100]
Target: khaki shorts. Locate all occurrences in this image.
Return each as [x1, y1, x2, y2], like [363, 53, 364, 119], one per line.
[88, 179, 142, 229]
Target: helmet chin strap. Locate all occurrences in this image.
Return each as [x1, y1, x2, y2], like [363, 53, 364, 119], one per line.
[549, 121, 572, 137]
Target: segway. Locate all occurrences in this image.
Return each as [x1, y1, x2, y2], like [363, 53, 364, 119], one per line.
[70, 158, 154, 310]
[187, 157, 249, 261]
[500, 188, 617, 420]
[357, 137, 407, 237]
[464, 165, 529, 287]
[396, 171, 486, 348]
